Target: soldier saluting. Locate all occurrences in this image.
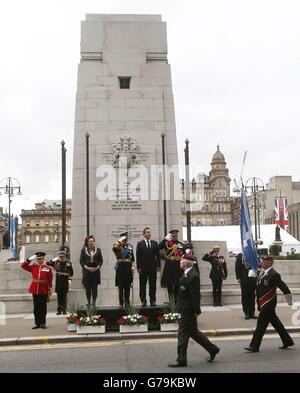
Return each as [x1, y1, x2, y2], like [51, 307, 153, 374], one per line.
[48, 249, 73, 315]
[202, 245, 227, 307]
[21, 252, 53, 329]
[113, 232, 136, 308]
[159, 229, 185, 303]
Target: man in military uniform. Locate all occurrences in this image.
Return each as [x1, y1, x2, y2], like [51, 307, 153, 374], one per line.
[21, 252, 53, 329]
[113, 232, 136, 308]
[245, 255, 295, 352]
[168, 253, 220, 367]
[159, 229, 185, 303]
[202, 246, 227, 306]
[235, 253, 257, 319]
[48, 249, 73, 315]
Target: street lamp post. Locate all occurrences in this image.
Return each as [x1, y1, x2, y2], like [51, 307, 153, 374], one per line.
[161, 132, 167, 237]
[0, 177, 22, 249]
[85, 133, 90, 237]
[61, 140, 67, 247]
[245, 177, 264, 246]
[184, 139, 192, 244]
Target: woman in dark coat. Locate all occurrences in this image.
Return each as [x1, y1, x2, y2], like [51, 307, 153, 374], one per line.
[80, 235, 103, 307]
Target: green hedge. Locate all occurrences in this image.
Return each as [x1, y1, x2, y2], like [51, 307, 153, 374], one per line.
[273, 254, 300, 260]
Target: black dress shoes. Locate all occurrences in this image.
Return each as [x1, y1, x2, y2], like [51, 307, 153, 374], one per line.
[168, 361, 187, 368]
[250, 315, 258, 319]
[56, 311, 61, 315]
[150, 303, 157, 306]
[32, 325, 40, 329]
[141, 302, 147, 307]
[279, 343, 295, 349]
[245, 315, 250, 320]
[40, 324, 47, 329]
[244, 347, 259, 352]
[207, 347, 220, 362]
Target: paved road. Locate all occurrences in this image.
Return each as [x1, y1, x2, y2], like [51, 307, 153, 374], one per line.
[0, 334, 299, 373]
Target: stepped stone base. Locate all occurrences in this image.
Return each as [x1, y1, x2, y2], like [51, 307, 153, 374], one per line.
[1, 257, 300, 313]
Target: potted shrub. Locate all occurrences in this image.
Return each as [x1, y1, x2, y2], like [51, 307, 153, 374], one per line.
[157, 312, 181, 331]
[117, 313, 148, 333]
[76, 314, 106, 334]
[66, 313, 80, 332]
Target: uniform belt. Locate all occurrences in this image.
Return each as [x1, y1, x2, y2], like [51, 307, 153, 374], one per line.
[56, 272, 69, 276]
[166, 256, 181, 262]
[32, 279, 47, 283]
[117, 259, 132, 263]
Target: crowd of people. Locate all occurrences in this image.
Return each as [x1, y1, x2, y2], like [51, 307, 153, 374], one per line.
[21, 228, 295, 366]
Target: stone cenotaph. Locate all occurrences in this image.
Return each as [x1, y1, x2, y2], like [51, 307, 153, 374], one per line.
[71, 14, 182, 306]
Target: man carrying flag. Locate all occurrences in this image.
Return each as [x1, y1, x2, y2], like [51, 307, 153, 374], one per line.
[240, 187, 295, 352]
[240, 186, 259, 277]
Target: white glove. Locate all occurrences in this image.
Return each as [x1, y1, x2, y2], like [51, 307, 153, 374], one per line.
[52, 257, 58, 262]
[27, 255, 36, 262]
[119, 236, 127, 243]
[165, 233, 172, 241]
[68, 279, 72, 290]
[284, 293, 293, 306]
[185, 248, 191, 254]
[248, 269, 258, 278]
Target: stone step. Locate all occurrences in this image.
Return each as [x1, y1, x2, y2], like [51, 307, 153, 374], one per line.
[1, 288, 300, 314]
[0, 250, 12, 263]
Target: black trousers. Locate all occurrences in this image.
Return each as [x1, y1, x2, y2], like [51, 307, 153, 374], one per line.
[177, 313, 218, 363]
[118, 285, 131, 307]
[85, 284, 98, 306]
[211, 277, 223, 305]
[57, 291, 68, 313]
[139, 270, 157, 305]
[250, 308, 294, 350]
[240, 278, 256, 317]
[167, 284, 179, 304]
[33, 294, 47, 326]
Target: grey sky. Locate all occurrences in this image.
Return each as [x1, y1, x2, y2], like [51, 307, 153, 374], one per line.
[1, 0, 300, 216]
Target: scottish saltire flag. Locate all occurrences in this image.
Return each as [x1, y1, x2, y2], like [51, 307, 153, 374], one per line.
[10, 218, 17, 259]
[240, 187, 259, 271]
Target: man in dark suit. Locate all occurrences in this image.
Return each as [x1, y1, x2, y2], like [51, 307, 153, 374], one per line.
[235, 253, 257, 319]
[245, 255, 295, 352]
[168, 253, 220, 367]
[136, 227, 160, 306]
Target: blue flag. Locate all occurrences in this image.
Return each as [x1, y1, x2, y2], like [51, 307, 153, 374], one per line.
[240, 187, 259, 271]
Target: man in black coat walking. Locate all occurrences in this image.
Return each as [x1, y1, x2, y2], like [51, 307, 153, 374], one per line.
[168, 254, 220, 367]
[235, 253, 257, 319]
[136, 227, 160, 306]
[245, 255, 295, 352]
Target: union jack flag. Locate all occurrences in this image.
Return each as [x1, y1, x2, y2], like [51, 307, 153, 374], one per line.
[274, 198, 289, 232]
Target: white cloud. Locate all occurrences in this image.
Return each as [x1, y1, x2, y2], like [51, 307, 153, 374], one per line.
[1, 0, 300, 217]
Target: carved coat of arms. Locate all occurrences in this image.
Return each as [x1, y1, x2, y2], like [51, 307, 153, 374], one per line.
[112, 136, 139, 168]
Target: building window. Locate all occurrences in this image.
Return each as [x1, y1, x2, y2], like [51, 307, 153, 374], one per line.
[35, 222, 40, 227]
[118, 76, 131, 89]
[25, 234, 31, 244]
[35, 233, 40, 243]
[26, 222, 30, 227]
[218, 204, 225, 212]
[44, 233, 49, 243]
[45, 221, 49, 227]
